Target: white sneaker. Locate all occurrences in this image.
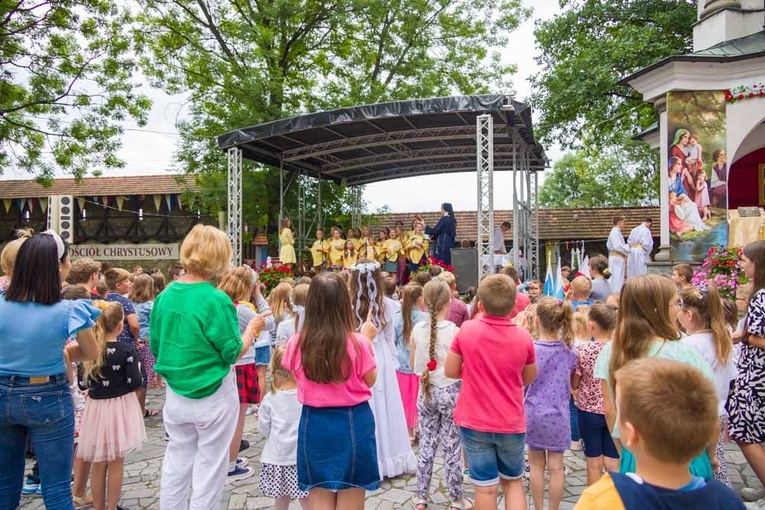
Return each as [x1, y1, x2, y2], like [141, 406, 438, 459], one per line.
[235, 457, 248, 469]
[743, 488, 765, 502]
[745, 498, 765, 509]
[570, 440, 582, 451]
[245, 405, 258, 416]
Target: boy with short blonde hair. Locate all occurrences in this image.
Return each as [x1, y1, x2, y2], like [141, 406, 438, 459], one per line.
[575, 358, 744, 509]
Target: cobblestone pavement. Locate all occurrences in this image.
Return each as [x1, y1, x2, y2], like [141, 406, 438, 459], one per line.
[19, 388, 762, 509]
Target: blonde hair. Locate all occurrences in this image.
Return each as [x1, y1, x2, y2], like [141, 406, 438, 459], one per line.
[268, 283, 294, 322]
[180, 224, 232, 276]
[588, 303, 618, 332]
[269, 346, 294, 393]
[477, 274, 516, 317]
[570, 276, 591, 299]
[679, 284, 732, 365]
[0, 233, 30, 277]
[536, 297, 574, 346]
[609, 274, 680, 390]
[84, 301, 124, 381]
[420, 280, 452, 403]
[292, 283, 309, 332]
[218, 266, 257, 303]
[615, 358, 717, 464]
[572, 310, 589, 340]
[437, 271, 456, 289]
[129, 274, 155, 304]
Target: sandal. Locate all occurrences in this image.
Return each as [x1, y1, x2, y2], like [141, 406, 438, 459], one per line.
[450, 498, 475, 510]
[73, 492, 92, 508]
[411, 496, 428, 510]
[143, 408, 158, 418]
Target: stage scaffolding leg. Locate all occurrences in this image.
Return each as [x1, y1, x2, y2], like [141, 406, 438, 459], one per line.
[532, 169, 540, 280]
[476, 114, 494, 279]
[227, 147, 243, 266]
[351, 186, 362, 229]
[298, 169, 306, 264]
[512, 134, 519, 273]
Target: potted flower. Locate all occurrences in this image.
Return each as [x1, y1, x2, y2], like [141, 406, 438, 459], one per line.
[691, 246, 749, 300]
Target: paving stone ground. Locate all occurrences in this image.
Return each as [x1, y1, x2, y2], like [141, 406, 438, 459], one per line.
[19, 388, 762, 509]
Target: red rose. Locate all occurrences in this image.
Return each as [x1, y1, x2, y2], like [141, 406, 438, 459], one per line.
[739, 94, 745, 99]
[427, 360, 437, 371]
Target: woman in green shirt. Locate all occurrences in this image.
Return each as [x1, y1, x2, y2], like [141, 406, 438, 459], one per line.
[150, 225, 267, 509]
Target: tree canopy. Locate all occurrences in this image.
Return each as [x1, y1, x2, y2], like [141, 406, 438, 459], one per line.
[532, 0, 696, 208]
[134, 0, 531, 234]
[0, 1, 150, 182]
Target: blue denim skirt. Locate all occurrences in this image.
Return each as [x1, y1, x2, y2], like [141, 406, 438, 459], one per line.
[297, 401, 380, 491]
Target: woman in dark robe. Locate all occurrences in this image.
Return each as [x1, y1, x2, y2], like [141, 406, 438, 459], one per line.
[424, 203, 457, 265]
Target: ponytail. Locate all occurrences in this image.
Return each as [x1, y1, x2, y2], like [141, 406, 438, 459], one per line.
[536, 297, 574, 347]
[420, 280, 451, 403]
[421, 299, 437, 404]
[84, 301, 124, 381]
[680, 284, 732, 365]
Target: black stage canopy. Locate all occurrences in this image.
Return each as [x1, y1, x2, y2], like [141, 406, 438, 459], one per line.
[217, 94, 547, 186]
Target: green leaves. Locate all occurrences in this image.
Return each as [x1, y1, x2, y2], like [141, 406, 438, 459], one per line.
[0, 0, 150, 181]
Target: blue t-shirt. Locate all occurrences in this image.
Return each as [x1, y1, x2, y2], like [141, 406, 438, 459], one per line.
[105, 293, 136, 345]
[0, 298, 101, 377]
[133, 301, 153, 340]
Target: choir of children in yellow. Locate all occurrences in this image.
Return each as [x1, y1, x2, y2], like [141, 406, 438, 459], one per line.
[309, 221, 429, 283]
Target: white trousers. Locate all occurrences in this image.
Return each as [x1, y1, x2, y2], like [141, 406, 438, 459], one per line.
[609, 255, 626, 294]
[160, 371, 238, 510]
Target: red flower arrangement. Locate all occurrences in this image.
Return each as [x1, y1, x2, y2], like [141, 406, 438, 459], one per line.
[409, 255, 455, 281]
[691, 245, 748, 300]
[248, 262, 293, 293]
[724, 83, 765, 103]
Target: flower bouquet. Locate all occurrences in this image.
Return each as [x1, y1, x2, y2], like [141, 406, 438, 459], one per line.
[691, 246, 748, 300]
[251, 262, 293, 293]
[409, 255, 455, 282]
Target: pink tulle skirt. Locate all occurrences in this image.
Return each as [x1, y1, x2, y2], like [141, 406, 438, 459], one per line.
[396, 371, 419, 430]
[77, 392, 147, 462]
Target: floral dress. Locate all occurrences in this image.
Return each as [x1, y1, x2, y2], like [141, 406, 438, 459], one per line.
[727, 288, 765, 444]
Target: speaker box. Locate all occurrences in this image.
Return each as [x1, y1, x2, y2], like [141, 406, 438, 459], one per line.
[451, 248, 478, 294]
[48, 195, 74, 243]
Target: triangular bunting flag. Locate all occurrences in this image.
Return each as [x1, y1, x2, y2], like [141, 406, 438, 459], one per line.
[153, 194, 162, 212]
[115, 196, 126, 211]
[77, 198, 86, 211]
[176, 195, 183, 210]
[3, 199, 12, 214]
[165, 194, 173, 212]
[38, 197, 48, 213]
[28, 198, 36, 213]
[15, 199, 24, 212]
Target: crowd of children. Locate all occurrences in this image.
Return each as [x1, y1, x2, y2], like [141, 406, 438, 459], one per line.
[3, 224, 765, 510]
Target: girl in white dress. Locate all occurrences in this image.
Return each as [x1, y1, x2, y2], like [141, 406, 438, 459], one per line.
[350, 259, 417, 479]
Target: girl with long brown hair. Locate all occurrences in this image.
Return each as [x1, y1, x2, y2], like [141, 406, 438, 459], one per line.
[394, 283, 427, 441]
[593, 274, 717, 478]
[282, 272, 380, 509]
[678, 284, 736, 486]
[411, 280, 469, 510]
[349, 259, 417, 479]
[77, 301, 146, 510]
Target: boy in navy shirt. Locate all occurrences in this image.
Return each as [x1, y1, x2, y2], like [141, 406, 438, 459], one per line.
[575, 358, 744, 510]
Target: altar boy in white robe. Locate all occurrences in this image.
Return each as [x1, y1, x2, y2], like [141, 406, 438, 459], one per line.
[627, 218, 654, 278]
[607, 216, 630, 293]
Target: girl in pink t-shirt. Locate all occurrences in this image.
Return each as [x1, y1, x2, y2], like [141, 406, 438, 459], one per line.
[571, 304, 620, 486]
[282, 272, 380, 509]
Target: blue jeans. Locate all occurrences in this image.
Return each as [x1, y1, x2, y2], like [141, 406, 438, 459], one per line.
[570, 396, 580, 441]
[0, 374, 75, 510]
[460, 427, 526, 487]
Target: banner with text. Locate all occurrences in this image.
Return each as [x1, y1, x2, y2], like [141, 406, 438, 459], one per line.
[70, 243, 179, 261]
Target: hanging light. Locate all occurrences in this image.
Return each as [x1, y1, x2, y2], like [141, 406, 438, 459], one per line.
[23, 210, 29, 221]
[139, 208, 144, 220]
[197, 208, 201, 219]
[82, 208, 87, 220]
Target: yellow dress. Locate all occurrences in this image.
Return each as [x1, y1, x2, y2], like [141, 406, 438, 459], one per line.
[310, 239, 328, 267]
[405, 234, 428, 264]
[352, 238, 365, 252]
[328, 239, 345, 266]
[365, 241, 379, 261]
[382, 239, 403, 263]
[343, 251, 358, 269]
[279, 228, 296, 264]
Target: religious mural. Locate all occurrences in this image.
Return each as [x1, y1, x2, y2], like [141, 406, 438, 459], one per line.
[667, 90, 728, 262]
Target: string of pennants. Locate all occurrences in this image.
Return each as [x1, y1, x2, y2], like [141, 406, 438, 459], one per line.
[2, 195, 185, 214]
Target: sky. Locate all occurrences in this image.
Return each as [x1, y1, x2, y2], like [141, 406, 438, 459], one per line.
[4, 0, 564, 214]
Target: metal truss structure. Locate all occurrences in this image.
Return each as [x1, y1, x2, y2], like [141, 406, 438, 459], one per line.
[476, 115, 494, 280]
[219, 95, 547, 278]
[227, 147, 242, 265]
